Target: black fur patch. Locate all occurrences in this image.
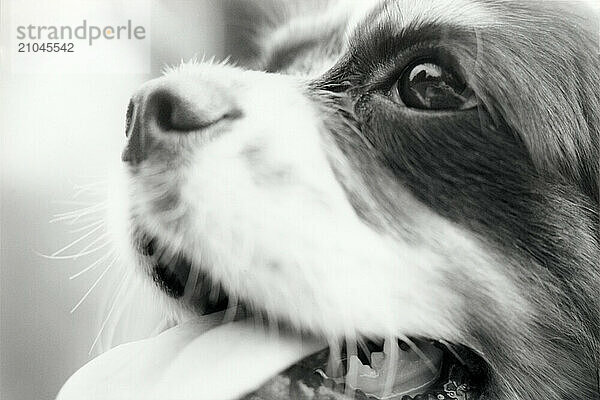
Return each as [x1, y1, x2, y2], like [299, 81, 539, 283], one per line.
[299, 3, 600, 399]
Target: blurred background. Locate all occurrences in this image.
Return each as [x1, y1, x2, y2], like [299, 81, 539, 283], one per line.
[0, 1, 264, 398]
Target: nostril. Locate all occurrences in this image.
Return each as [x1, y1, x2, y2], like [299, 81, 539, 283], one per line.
[148, 89, 240, 133]
[123, 82, 242, 165]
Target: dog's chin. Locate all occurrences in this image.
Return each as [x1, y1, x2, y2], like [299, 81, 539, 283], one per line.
[134, 230, 489, 399]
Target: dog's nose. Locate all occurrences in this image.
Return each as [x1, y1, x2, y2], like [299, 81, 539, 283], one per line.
[122, 82, 241, 165]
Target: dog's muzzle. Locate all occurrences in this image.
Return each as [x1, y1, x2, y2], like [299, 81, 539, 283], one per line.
[122, 78, 242, 165]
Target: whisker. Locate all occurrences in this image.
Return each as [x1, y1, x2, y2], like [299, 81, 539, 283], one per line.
[439, 339, 466, 365]
[50, 204, 106, 224]
[50, 212, 96, 224]
[102, 276, 140, 350]
[51, 223, 104, 256]
[344, 335, 358, 398]
[396, 334, 436, 373]
[52, 200, 98, 206]
[69, 205, 107, 222]
[73, 233, 109, 258]
[37, 240, 111, 259]
[69, 219, 104, 234]
[51, 202, 106, 218]
[70, 255, 119, 313]
[72, 180, 107, 189]
[382, 337, 399, 398]
[108, 283, 181, 349]
[72, 183, 107, 198]
[88, 269, 130, 355]
[357, 338, 370, 360]
[327, 338, 343, 378]
[69, 251, 114, 280]
[63, 215, 104, 226]
[183, 259, 201, 302]
[223, 295, 238, 324]
[73, 189, 99, 199]
[209, 282, 221, 303]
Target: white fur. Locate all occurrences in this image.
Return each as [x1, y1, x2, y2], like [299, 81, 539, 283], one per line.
[115, 61, 525, 348]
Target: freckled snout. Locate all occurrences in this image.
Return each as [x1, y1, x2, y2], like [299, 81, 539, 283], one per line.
[122, 76, 242, 165]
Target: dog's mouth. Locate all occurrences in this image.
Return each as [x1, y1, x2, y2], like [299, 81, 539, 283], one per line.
[137, 232, 231, 314]
[136, 232, 487, 399]
[290, 341, 487, 400]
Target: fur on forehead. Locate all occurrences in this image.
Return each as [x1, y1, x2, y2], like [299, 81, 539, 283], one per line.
[255, 0, 599, 202]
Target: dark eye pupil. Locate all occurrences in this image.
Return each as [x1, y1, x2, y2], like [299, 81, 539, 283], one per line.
[399, 61, 471, 110]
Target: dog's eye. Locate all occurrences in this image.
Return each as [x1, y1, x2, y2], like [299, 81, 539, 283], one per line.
[392, 60, 476, 110]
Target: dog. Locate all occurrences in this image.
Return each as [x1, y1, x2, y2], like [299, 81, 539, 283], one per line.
[60, 1, 600, 399]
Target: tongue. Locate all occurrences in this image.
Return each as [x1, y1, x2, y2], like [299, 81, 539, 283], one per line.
[57, 314, 326, 400]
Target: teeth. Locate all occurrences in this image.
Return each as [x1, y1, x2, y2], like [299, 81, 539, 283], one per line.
[324, 339, 444, 399]
[370, 351, 386, 370]
[346, 355, 379, 391]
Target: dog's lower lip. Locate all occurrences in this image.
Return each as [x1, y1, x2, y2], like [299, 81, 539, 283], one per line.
[137, 233, 231, 312]
[142, 237, 156, 256]
[132, 235, 486, 398]
[153, 259, 188, 298]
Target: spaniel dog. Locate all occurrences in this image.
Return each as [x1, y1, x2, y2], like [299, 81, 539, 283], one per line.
[59, 1, 599, 399]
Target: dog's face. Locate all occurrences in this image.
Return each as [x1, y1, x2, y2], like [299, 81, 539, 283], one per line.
[117, 0, 599, 399]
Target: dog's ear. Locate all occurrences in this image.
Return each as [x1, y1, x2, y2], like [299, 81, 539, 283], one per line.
[221, 1, 277, 64]
[221, 0, 337, 66]
[220, 0, 300, 64]
[470, 1, 599, 202]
